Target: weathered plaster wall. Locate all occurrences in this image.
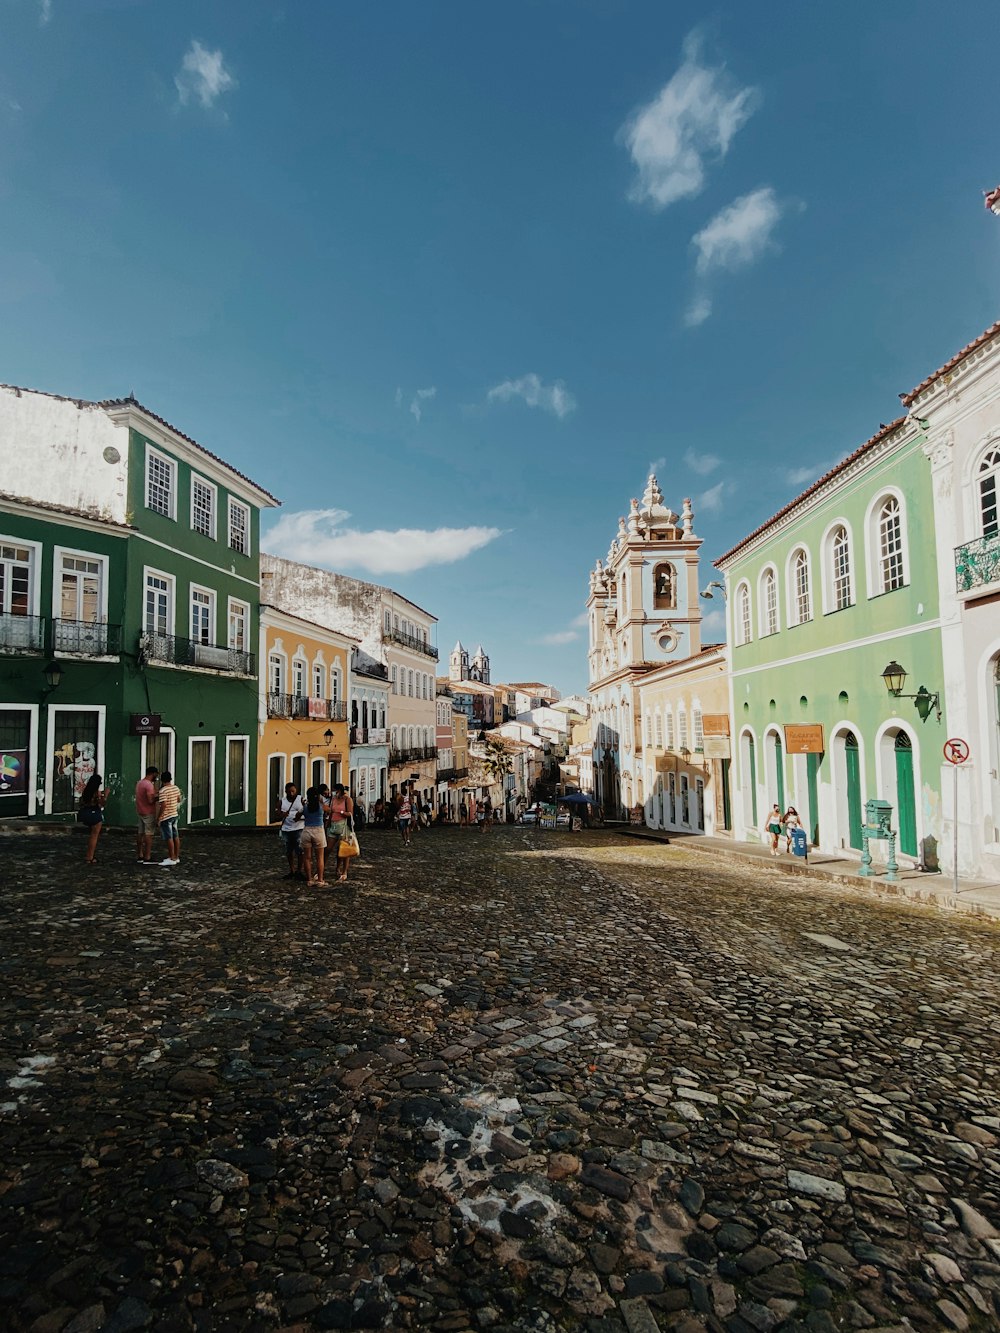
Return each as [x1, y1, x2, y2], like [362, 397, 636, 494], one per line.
[260, 553, 383, 657]
[0, 388, 129, 523]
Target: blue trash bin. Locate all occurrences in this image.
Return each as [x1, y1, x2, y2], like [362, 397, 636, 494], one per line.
[790, 827, 808, 859]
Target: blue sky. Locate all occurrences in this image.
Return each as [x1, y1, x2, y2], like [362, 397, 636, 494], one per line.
[2, 1, 998, 695]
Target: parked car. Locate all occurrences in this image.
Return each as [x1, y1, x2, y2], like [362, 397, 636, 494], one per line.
[519, 804, 541, 825]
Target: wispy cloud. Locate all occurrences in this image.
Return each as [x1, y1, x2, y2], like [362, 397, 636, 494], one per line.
[39, 0, 52, 25]
[700, 608, 727, 639]
[697, 480, 726, 514]
[541, 629, 580, 645]
[648, 456, 666, 475]
[487, 373, 577, 419]
[266, 509, 503, 575]
[570, 611, 589, 628]
[787, 462, 826, 487]
[684, 446, 720, 476]
[686, 186, 793, 327]
[620, 31, 760, 210]
[409, 386, 436, 422]
[175, 40, 237, 110]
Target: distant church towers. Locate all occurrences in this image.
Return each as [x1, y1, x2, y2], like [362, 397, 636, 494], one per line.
[449, 641, 491, 684]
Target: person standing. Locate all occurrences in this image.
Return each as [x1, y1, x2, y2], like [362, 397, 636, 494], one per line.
[157, 771, 183, 866]
[277, 782, 305, 880]
[328, 782, 355, 882]
[301, 787, 329, 887]
[480, 794, 492, 833]
[135, 765, 159, 864]
[459, 798, 468, 827]
[79, 773, 106, 864]
[396, 788, 413, 846]
[764, 804, 783, 856]
[783, 806, 801, 854]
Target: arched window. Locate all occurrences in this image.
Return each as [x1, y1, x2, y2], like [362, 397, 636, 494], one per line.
[830, 525, 852, 610]
[312, 663, 324, 698]
[736, 583, 752, 645]
[330, 665, 342, 702]
[791, 548, 811, 625]
[653, 563, 675, 610]
[977, 445, 1000, 538]
[407, 669, 414, 696]
[877, 496, 905, 592]
[693, 708, 704, 751]
[760, 568, 778, 636]
[292, 656, 306, 702]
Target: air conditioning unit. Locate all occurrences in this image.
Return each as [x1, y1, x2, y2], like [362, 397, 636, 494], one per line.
[193, 643, 231, 670]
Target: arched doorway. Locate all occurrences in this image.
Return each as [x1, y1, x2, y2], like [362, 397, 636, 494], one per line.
[835, 729, 863, 851]
[764, 728, 785, 814]
[739, 731, 757, 831]
[894, 733, 917, 857]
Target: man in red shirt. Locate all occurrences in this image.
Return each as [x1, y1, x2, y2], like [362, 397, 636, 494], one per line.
[135, 765, 159, 863]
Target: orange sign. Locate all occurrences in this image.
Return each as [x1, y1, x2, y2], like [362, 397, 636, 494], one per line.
[702, 713, 730, 737]
[784, 724, 824, 754]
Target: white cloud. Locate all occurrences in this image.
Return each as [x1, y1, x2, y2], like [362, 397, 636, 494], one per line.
[175, 40, 237, 110]
[787, 461, 826, 487]
[487, 373, 577, 419]
[39, 0, 52, 25]
[409, 386, 436, 422]
[266, 508, 502, 575]
[697, 480, 726, 514]
[570, 611, 589, 628]
[648, 455, 666, 475]
[621, 31, 760, 210]
[692, 186, 784, 276]
[684, 295, 712, 327]
[540, 629, 580, 645]
[684, 446, 720, 475]
[700, 608, 727, 639]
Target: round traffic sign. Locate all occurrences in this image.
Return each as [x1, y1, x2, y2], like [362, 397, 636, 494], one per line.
[944, 738, 970, 765]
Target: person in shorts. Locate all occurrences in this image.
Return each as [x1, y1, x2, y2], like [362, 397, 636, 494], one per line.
[277, 782, 305, 879]
[156, 771, 183, 866]
[300, 787, 328, 887]
[135, 765, 159, 863]
[396, 789, 412, 846]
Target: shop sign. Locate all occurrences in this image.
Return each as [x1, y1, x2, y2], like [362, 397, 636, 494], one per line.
[129, 713, 161, 736]
[784, 723, 824, 754]
[703, 736, 731, 759]
[702, 713, 730, 737]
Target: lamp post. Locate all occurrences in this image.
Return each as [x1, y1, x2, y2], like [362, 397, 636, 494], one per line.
[699, 581, 727, 600]
[42, 660, 63, 693]
[880, 661, 941, 723]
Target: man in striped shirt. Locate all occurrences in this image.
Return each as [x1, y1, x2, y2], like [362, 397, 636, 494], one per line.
[156, 771, 183, 866]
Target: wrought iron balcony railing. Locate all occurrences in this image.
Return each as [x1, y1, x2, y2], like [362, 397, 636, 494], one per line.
[437, 765, 469, 781]
[350, 726, 388, 745]
[267, 694, 348, 721]
[53, 619, 122, 656]
[145, 633, 255, 675]
[383, 626, 439, 660]
[0, 613, 45, 654]
[390, 745, 438, 764]
[955, 532, 1000, 594]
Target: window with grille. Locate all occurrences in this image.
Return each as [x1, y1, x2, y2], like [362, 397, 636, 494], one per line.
[878, 497, 905, 591]
[191, 477, 215, 538]
[146, 450, 175, 517]
[228, 499, 250, 555]
[693, 709, 704, 750]
[391, 665, 397, 694]
[228, 600, 248, 652]
[654, 712, 663, 747]
[737, 584, 751, 644]
[144, 572, 171, 636]
[793, 550, 811, 623]
[665, 709, 675, 750]
[313, 664, 324, 698]
[831, 526, 852, 609]
[60, 554, 102, 623]
[190, 588, 214, 645]
[268, 654, 284, 693]
[678, 709, 688, 750]
[761, 569, 778, 635]
[978, 447, 1000, 539]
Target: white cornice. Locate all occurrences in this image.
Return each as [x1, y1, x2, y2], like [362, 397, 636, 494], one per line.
[0, 495, 131, 538]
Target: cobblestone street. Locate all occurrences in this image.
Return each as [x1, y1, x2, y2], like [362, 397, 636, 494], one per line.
[2, 825, 1000, 1333]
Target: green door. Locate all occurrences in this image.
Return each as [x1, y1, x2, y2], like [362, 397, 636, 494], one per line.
[894, 733, 917, 857]
[721, 758, 732, 831]
[845, 732, 862, 851]
[806, 752, 820, 846]
[747, 736, 758, 826]
[774, 734, 785, 812]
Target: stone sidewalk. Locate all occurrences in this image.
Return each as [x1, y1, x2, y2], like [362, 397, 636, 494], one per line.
[1, 824, 999, 1332]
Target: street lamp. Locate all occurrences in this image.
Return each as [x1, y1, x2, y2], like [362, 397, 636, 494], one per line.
[42, 660, 63, 693]
[308, 727, 335, 755]
[700, 581, 727, 600]
[880, 661, 941, 723]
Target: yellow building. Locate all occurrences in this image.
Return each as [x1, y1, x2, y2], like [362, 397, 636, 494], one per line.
[257, 606, 355, 824]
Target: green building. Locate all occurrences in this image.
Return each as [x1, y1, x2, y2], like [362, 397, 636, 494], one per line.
[0, 385, 279, 828]
[714, 417, 944, 867]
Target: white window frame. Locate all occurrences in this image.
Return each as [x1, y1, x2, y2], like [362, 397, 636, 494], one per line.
[735, 581, 752, 645]
[228, 498, 251, 556]
[787, 546, 812, 626]
[189, 584, 216, 646]
[190, 475, 217, 541]
[140, 725, 176, 781]
[0, 534, 42, 619]
[312, 662, 325, 699]
[330, 663, 342, 702]
[822, 519, 855, 613]
[43, 703, 106, 815]
[291, 655, 308, 701]
[145, 444, 177, 520]
[52, 545, 109, 626]
[665, 708, 675, 751]
[975, 443, 1000, 539]
[187, 734, 216, 824]
[224, 734, 249, 817]
[268, 650, 286, 695]
[758, 566, 779, 637]
[228, 598, 249, 653]
[143, 566, 175, 638]
[864, 488, 909, 597]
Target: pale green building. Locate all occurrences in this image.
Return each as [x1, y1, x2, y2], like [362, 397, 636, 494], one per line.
[714, 416, 945, 867]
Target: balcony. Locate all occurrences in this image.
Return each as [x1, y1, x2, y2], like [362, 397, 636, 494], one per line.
[437, 765, 469, 781]
[351, 726, 388, 745]
[390, 745, 438, 764]
[53, 619, 122, 656]
[956, 532, 1000, 595]
[268, 694, 348, 721]
[383, 626, 439, 660]
[145, 634, 255, 675]
[0, 613, 44, 654]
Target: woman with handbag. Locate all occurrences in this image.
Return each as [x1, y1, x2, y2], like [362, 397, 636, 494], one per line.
[328, 783, 355, 883]
[78, 773, 106, 864]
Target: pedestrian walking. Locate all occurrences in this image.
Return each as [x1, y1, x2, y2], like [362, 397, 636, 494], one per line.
[480, 794, 492, 833]
[78, 773, 106, 864]
[328, 782, 355, 882]
[764, 803, 783, 856]
[134, 765, 159, 863]
[396, 789, 413, 846]
[783, 806, 801, 854]
[277, 781, 305, 880]
[156, 771, 183, 866]
[301, 787, 329, 887]
[459, 798, 468, 827]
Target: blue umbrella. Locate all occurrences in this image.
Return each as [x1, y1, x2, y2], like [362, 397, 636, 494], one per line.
[557, 792, 597, 805]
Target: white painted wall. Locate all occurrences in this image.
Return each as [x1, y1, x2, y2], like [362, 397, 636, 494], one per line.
[0, 387, 129, 524]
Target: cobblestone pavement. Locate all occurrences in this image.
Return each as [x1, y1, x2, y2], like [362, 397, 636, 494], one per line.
[2, 826, 1000, 1333]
